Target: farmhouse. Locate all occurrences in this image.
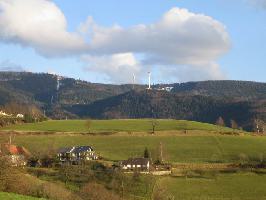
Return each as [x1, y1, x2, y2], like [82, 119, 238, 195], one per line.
[57, 146, 98, 164]
[120, 158, 150, 171]
[0, 111, 12, 117]
[16, 114, 24, 118]
[0, 143, 31, 166]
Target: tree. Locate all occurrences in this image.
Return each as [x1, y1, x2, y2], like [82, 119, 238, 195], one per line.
[253, 119, 266, 134]
[150, 119, 159, 134]
[59, 166, 75, 185]
[0, 157, 17, 191]
[159, 142, 164, 164]
[85, 119, 92, 132]
[216, 116, 225, 127]
[24, 113, 34, 123]
[230, 119, 238, 129]
[144, 147, 150, 158]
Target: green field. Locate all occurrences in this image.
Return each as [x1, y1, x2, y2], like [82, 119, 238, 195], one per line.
[0, 192, 45, 200]
[0, 119, 233, 133]
[1, 134, 265, 163]
[158, 173, 266, 200]
[1, 120, 266, 199]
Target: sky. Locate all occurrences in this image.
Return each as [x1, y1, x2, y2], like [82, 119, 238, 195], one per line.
[0, 0, 265, 84]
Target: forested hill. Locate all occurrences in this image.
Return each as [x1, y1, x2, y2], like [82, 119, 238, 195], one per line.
[169, 80, 266, 100]
[67, 90, 264, 130]
[0, 72, 144, 106]
[0, 72, 265, 130]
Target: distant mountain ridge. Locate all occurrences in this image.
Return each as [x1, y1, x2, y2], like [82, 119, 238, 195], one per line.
[0, 71, 265, 130]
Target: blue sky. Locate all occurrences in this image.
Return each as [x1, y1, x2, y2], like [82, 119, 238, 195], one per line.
[0, 0, 265, 83]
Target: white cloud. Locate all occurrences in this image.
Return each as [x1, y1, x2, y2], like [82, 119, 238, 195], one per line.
[0, 1, 230, 83]
[83, 8, 230, 65]
[81, 8, 230, 83]
[0, 0, 87, 56]
[82, 53, 142, 84]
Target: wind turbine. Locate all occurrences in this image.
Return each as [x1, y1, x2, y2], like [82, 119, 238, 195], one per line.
[148, 72, 151, 90]
[133, 73, 136, 90]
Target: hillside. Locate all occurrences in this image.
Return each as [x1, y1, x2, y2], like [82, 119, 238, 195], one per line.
[0, 119, 233, 133]
[0, 192, 45, 200]
[0, 72, 265, 130]
[68, 90, 261, 130]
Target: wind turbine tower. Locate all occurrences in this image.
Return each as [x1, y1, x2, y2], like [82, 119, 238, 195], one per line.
[133, 73, 136, 90]
[148, 72, 151, 90]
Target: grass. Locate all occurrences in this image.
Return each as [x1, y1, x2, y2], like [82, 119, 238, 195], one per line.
[0, 119, 234, 133]
[1, 134, 266, 163]
[2, 119, 266, 199]
[158, 173, 266, 200]
[0, 192, 45, 200]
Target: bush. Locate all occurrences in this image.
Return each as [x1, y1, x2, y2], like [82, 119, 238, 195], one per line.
[0, 157, 14, 191]
[79, 182, 121, 200]
[24, 114, 35, 123]
[27, 157, 41, 167]
[238, 153, 249, 167]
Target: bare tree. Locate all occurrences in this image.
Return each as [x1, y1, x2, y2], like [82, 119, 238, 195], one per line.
[85, 119, 92, 133]
[230, 119, 238, 130]
[151, 119, 159, 134]
[254, 119, 265, 134]
[159, 142, 164, 164]
[216, 116, 225, 127]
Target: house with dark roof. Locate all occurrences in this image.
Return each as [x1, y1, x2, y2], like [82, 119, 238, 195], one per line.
[57, 146, 98, 164]
[120, 158, 150, 171]
[0, 143, 31, 166]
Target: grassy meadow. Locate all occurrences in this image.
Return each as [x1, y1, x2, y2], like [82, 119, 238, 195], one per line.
[0, 192, 45, 200]
[0, 119, 262, 163]
[0, 134, 265, 163]
[0, 119, 233, 133]
[2, 119, 266, 200]
[158, 173, 266, 200]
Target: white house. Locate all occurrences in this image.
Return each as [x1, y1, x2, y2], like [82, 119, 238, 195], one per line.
[57, 146, 98, 164]
[0, 111, 12, 117]
[120, 158, 150, 171]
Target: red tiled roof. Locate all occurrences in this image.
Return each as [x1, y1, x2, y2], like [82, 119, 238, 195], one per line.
[0, 144, 31, 156]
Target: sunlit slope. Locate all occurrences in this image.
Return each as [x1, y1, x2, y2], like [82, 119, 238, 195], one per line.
[0, 192, 45, 200]
[1, 119, 234, 133]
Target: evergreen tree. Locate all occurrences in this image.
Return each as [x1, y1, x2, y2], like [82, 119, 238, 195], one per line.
[144, 147, 150, 158]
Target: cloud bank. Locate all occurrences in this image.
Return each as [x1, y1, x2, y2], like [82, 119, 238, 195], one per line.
[0, 0, 87, 56]
[0, 0, 231, 83]
[81, 8, 230, 83]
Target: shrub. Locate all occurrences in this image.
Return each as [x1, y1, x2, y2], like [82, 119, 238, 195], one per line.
[79, 182, 121, 200]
